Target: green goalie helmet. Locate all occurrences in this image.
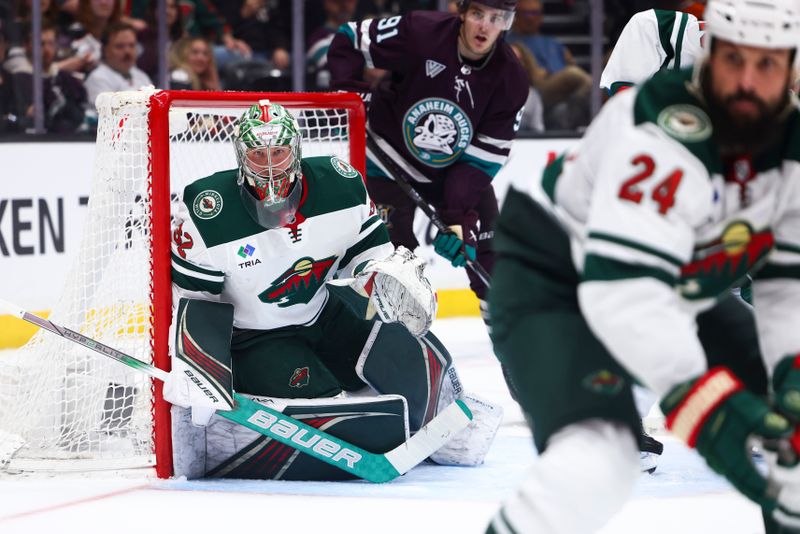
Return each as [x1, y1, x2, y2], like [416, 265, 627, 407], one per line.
[233, 101, 304, 229]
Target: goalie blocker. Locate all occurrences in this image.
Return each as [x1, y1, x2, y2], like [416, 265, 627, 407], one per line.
[169, 294, 503, 479]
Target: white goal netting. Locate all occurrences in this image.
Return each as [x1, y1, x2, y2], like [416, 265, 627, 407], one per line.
[0, 89, 361, 476]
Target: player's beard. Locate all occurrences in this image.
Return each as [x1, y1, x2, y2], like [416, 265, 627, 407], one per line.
[701, 66, 790, 156]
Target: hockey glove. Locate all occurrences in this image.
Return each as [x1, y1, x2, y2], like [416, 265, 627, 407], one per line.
[433, 226, 476, 268]
[762, 355, 800, 531]
[351, 246, 437, 337]
[661, 366, 793, 507]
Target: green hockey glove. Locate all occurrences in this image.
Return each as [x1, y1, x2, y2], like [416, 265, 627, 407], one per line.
[661, 366, 793, 506]
[433, 226, 476, 268]
[763, 355, 800, 531]
[773, 355, 800, 422]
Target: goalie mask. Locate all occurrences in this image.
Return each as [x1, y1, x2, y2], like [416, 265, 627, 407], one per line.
[234, 101, 303, 229]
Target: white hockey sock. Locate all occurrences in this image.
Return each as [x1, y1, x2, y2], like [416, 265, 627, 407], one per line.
[489, 419, 640, 534]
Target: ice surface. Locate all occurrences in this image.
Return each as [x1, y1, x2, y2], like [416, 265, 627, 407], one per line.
[0, 318, 766, 533]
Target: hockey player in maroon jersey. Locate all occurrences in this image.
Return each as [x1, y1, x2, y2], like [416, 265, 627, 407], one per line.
[327, 0, 528, 322]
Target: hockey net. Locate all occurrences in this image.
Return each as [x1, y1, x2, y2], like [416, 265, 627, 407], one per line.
[0, 89, 366, 477]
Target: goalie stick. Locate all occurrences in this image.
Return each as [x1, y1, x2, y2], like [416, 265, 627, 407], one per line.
[365, 134, 492, 288]
[0, 298, 472, 482]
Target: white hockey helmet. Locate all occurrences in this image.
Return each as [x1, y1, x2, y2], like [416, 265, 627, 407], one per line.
[704, 0, 800, 53]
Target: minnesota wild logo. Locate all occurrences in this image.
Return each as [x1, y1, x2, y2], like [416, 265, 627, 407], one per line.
[582, 370, 625, 395]
[679, 221, 774, 299]
[289, 367, 310, 388]
[193, 190, 223, 220]
[259, 256, 337, 307]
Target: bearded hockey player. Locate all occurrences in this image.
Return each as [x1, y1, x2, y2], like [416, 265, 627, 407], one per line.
[327, 1, 528, 322]
[600, 8, 705, 96]
[601, 7, 708, 475]
[163, 101, 502, 481]
[487, 0, 800, 531]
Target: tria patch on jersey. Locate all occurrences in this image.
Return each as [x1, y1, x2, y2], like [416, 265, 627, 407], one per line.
[193, 190, 223, 220]
[330, 156, 359, 178]
[237, 243, 255, 258]
[656, 104, 712, 142]
[403, 97, 472, 168]
[258, 256, 337, 307]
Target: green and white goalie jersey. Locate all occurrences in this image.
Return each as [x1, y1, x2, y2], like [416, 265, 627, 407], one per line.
[171, 156, 393, 330]
[505, 67, 800, 395]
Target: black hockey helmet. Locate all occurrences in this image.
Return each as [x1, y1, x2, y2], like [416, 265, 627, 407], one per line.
[457, 0, 518, 12]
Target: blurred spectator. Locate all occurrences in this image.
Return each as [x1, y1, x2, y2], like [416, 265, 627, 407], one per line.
[136, 0, 185, 79]
[211, 0, 290, 70]
[169, 35, 219, 90]
[4, 21, 87, 132]
[507, 0, 592, 129]
[509, 42, 544, 133]
[356, 0, 432, 17]
[127, 0, 251, 69]
[0, 23, 13, 132]
[306, 0, 357, 89]
[84, 22, 151, 105]
[68, 0, 122, 72]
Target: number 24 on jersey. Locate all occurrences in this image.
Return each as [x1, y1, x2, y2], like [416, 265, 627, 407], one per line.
[618, 154, 683, 215]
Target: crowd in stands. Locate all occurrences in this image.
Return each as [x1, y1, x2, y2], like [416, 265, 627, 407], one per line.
[0, 0, 705, 136]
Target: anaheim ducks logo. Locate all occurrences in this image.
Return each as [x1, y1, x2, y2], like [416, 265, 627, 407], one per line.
[403, 97, 472, 168]
[679, 221, 774, 299]
[258, 256, 337, 307]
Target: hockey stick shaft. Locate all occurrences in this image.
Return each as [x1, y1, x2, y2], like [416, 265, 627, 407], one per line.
[365, 134, 492, 288]
[0, 299, 472, 482]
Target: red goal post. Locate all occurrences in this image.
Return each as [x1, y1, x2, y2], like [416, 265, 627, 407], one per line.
[0, 90, 366, 478]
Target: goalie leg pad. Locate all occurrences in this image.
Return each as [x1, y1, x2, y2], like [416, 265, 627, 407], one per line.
[174, 394, 410, 481]
[164, 299, 235, 419]
[356, 321, 452, 431]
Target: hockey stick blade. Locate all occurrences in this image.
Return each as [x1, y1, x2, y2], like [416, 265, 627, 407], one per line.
[364, 134, 492, 288]
[0, 298, 473, 482]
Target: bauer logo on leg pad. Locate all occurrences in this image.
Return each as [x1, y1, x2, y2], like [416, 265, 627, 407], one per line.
[246, 410, 363, 468]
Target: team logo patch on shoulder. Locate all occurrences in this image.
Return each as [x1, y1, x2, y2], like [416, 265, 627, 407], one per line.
[403, 97, 472, 168]
[657, 104, 712, 142]
[192, 190, 223, 220]
[331, 156, 359, 178]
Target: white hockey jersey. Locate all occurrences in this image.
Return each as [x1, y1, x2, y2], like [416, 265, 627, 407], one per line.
[171, 156, 393, 331]
[511, 67, 800, 395]
[601, 9, 704, 95]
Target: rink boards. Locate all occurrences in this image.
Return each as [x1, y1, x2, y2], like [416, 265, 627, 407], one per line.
[0, 138, 578, 348]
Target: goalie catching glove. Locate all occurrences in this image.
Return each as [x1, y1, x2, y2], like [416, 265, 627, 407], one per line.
[351, 246, 437, 337]
[163, 299, 236, 426]
[660, 366, 794, 514]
